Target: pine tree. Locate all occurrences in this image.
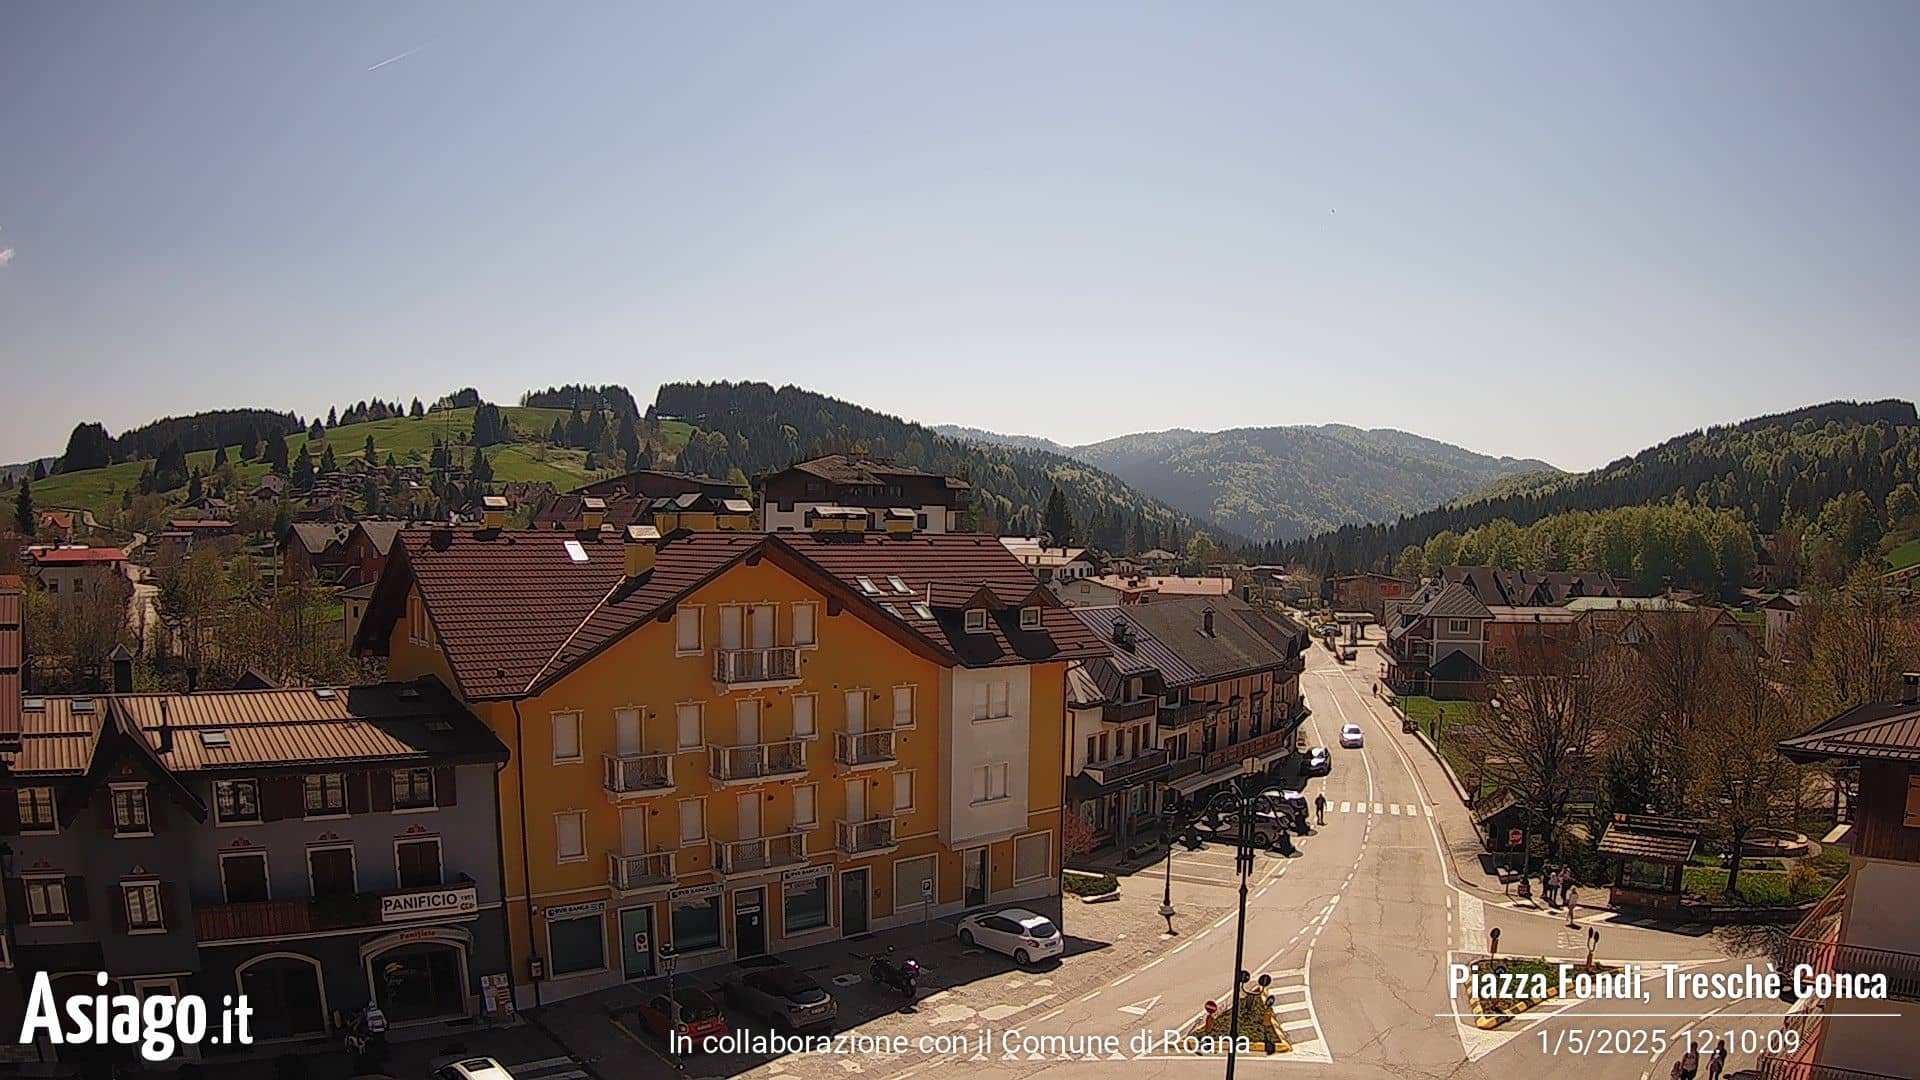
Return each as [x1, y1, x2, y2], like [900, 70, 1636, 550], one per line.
[320, 445, 338, 474]
[292, 446, 315, 490]
[326, 406, 339, 428]
[470, 447, 494, 487]
[410, 398, 426, 418]
[364, 434, 377, 461]
[308, 418, 324, 441]
[30, 460, 47, 482]
[263, 431, 290, 475]
[617, 413, 641, 467]
[187, 472, 204, 502]
[1042, 487, 1075, 547]
[636, 443, 656, 470]
[14, 478, 33, 535]
[549, 418, 567, 445]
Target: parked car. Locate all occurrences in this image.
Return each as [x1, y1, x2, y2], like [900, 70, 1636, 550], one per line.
[1305, 747, 1331, 775]
[635, 986, 730, 1046]
[1340, 723, 1365, 748]
[957, 907, 1064, 965]
[431, 1059, 518, 1080]
[722, 956, 838, 1032]
[1199, 805, 1295, 846]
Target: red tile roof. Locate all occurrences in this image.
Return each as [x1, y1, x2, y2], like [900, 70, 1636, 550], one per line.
[31, 547, 127, 565]
[0, 577, 20, 741]
[370, 528, 1107, 700]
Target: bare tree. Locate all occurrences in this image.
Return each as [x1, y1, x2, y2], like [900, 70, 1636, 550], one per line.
[1689, 651, 1804, 899]
[1479, 635, 1628, 867]
[1622, 608, 1734, 811]
[23, 574, 135, 691]
[1801, 560, 1920, 717]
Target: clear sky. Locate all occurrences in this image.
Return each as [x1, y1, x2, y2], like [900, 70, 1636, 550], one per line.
[3, 2, 1916, 471]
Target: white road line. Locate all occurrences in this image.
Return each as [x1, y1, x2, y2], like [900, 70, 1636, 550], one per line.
[1113, 972, 1136, 986]
[1340, 801, 1351, 813]
[1390, 803, 1402, 815]
[1373, 802, 1384, 814]
[1172, 941, 1192, 954]
[1143, 957, 1165, 970]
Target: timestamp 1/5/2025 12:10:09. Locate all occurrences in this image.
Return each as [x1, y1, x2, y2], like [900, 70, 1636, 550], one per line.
[1537, 1028, 1801, 1057]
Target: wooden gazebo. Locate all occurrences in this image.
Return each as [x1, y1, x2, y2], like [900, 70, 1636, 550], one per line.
[1596, 814, 1701, 911]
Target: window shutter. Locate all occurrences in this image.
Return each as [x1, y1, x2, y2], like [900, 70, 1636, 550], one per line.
[2, 879, 24, 924]
[433, 767, 456, 807]
[0, 788, 18, 835]
[147, 792, 166, 831]
[159, 883, 176, 930]
[370, 771, 394, 813]
[347, 772, 370, 815]
[66, 876, 91, 922]
[97, 793, 116, 831]
[263, 777, 303, 822]
[108, 885, 127, 933]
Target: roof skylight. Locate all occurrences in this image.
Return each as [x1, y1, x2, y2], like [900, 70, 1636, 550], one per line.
[888, 575, 911, 595]
[199, 729, 231, 748]
[563, 540, 590, 564]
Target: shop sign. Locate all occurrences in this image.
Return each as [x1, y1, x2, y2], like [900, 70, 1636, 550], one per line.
[480, 973, 514, 1017]
[380, 885, 478, 923]
[781, 863, 833, 884]
[669, 882, 723, 901]
[544, 900, 606, 921]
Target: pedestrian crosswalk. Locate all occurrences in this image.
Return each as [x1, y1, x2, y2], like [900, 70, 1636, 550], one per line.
[504, 1055, 591, 1080]
[1259, 971, 1330, 1062]
[1333, 800, 1429, 817]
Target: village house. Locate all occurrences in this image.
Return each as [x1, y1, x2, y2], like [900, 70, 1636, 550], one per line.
[759, 455, 971, 534]
[1329, 572, 1418, 620]
[354, 508, 1101, 1006]
[26, 546, 128, 600]
[0, 656, 510, 1061]
[573, 469, 744, 503]
[280, 523, 354, 585]
[999, 537, 1095, 584]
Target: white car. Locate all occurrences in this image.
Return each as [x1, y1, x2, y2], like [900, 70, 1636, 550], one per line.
[957, 907, 1064, 965]
[431, 1059, 519, 1080]
[1339, 723, 1365, 748]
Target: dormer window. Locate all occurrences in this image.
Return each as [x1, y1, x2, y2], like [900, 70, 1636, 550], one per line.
[1019, 606, 1042, 630]
[111, 785, 152, 836]
[964, 609, 989, 633]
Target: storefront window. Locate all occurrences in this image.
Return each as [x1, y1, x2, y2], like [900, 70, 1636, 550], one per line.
[1621, 859, 1671, 891]
[371, 942, 466, 1022]
[670, 895, 722, 952]
[782, 879, 829, 934]
[240, 957, 326, 1039]
[548, 913, 606, 976]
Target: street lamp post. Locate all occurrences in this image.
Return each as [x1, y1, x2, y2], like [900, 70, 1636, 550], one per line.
[1163, 759, 1296, 1080]
[1160, 831, 1178, 934]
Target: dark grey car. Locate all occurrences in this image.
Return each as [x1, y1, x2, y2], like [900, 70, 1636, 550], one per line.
[722, 958, 838, 1032]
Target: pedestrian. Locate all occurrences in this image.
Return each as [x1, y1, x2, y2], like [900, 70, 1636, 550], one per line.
[1541, 866, 1557, 906]
[1670, 1058, 1686, 1080]
[1679, 1044, 1700, 1080]
[1564, 883, 1579, 927]
[1314, 793, 1327, 826]
[1707, 1041, 1727, 1080]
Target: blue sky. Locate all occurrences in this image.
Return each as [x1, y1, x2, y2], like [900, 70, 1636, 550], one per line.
[3, 2, 1916, 470]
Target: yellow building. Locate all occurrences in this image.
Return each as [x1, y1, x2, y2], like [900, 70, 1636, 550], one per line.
[357, 518, 1103, 1005]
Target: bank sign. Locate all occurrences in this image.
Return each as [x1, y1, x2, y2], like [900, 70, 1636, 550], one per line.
[380, 885, 479, 923]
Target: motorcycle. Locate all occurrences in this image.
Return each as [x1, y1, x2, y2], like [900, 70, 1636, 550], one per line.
[869, 945, 921, 996]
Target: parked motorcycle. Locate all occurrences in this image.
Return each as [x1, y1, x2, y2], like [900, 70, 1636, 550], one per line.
[869, 945, 920, 996]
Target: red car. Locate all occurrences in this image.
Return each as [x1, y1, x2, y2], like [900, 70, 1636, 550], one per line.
[635, 987, 730, 1047]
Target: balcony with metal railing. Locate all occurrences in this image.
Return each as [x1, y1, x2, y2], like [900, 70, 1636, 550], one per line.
[1758, 1005, 1919, 1080]
[607, 850, 675, 892]
[602, 752, 674, 799]
[835, 816, 897, 856]
[1082, 748, 1172, 789]
[707, 739, 808, 785]
[1781, 878, 1920, 1000]
[713, 646, 803, 689]
[712, 832, 808, 876]
[834, 729, 897, 769]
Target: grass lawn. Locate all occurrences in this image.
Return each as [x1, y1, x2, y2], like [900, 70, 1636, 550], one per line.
[1889, 538, 1920, 572]
[1399, 694, 1483, 788]
[31, 408, 699, 518]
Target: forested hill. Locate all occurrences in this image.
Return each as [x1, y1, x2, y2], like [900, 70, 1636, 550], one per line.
[652, 381, 1225, 550]
[1262, 399, 1920, 575]
[1071, 424, 1556, 543]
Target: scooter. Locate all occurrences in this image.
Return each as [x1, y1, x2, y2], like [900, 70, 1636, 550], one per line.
[869, 945, 921, 996]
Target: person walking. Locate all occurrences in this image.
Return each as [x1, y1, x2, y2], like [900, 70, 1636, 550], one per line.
[1564, 883, 1580, 927]
[1314, 793, 1327, 827]
[1541, 866, 1558, 906]
[1707, 1041, 1727, 1080]
[1678, 1044, 1700, 1080]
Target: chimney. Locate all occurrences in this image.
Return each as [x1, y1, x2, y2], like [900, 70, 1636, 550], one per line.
[1202, 608, 1215, 636]
[1241, 585, 1252, 603]
[883, 507, 917, 537]
[157, 699, 174, 755]
[1904, 672, 1919, 706]
[580, 497, 607, 532]
[109, 644, 134, 694]
[1110, 618, 1129, 646]
[481, 495, 509, 530]
[624, 525, 661, 578]
[186, 667, 198, 694]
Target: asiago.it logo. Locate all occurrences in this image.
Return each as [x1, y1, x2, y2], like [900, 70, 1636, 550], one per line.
[17, 972, 255, 1061]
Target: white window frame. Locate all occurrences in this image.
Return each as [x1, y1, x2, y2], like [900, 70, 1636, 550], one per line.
[791, 694, 817, 740]
[892, 771, 914, 814]
[213, 778, 262, 825]
[306, 843, 358, 897]
[1448, 618, 1472, 634]
[1019, 606, 1042, 630]
[675, 703, 705, 752]
[674, 606, 703, 655]
[122, 881, 165, 934]
[554, 812, 587, 864]
[892, 685, 915, 729]
[24, 875, 70, 924]
[17, 786, 57, 834]
[972, 763, 1010, 805]
[395, 836, 444, 888]
[391, 768, 436, 812]
[218, 850, 271, 903]
[987, 680, 1011, 719]
[793, 783, 818, 830]
[110, 783, 152, 837]
[677, 797, 707, 845]
[545, 910, 608, 978]
[791, 602, 818, 648]
[551, 711, 583, 764]
[964, 609, 988, 633]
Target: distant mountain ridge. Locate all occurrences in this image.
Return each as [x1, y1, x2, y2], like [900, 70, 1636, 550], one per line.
[938, 422, 1556, 543]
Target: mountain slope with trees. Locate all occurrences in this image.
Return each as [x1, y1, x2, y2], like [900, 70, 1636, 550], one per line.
[654, 381, 1218, 550]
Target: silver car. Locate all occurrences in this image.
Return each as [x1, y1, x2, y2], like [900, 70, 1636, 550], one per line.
[722, 957, 838, 1032]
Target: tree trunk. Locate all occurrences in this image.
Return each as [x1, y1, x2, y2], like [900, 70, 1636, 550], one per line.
[1724, 834, 1746, 901]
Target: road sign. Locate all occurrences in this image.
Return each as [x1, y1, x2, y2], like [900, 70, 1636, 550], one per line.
[633, 932, 649, 952]
[1508, 828, 1524, 847]
[920, 879, 933, 899]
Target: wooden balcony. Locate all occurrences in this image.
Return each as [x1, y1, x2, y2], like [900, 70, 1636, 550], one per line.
[707, 739, 808, 785]
[1158, 700, 1211, 728]
[196, 879, 479, 942]
[713, 646, 802, 689]
[603, 752, 674, 799]
[834, 730, 897, 769]
[712, 832, 808, 876]
[608, 850, 675, 892]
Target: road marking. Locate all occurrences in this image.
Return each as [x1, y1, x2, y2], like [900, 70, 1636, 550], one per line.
[1390, 803, 1401, 815]
[1117, 994, 1162, 1016]
[1172, 941, 1192, 954]
[1340, 801, 1351, 813]
[1113, 972, 1135, 985]
[1143, 957, 1165, 970]
[1078, 990, 1101, 1002]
